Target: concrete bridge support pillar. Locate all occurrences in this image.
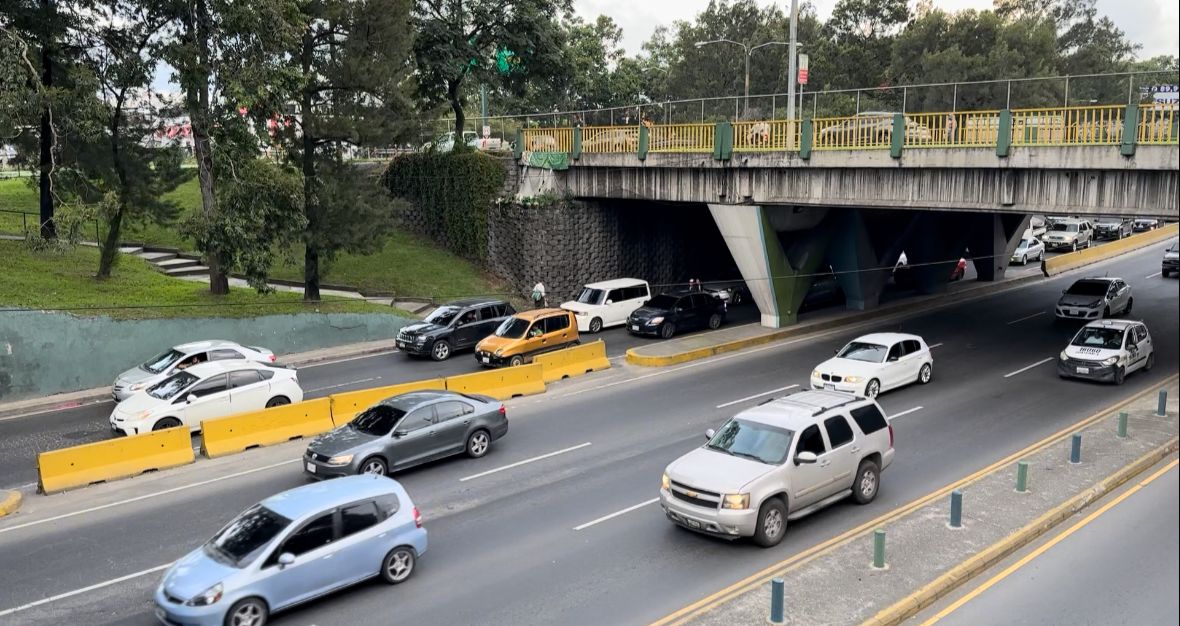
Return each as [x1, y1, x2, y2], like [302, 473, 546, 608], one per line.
[827, 210, 907, 311]
[965, 213, 1030, 281]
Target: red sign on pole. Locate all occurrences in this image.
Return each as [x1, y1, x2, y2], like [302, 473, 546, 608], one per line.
[797, 53, 810, 85]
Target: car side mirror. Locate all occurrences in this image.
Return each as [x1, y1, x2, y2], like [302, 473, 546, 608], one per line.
[605, 299, 613, 305]
[888, 356, 899, 362]
[705, 428, 715, 440]
[186, 394, 197, 404]
[795, 451, 818, 465]
[278, 552, 295, 569]
[392, 430, 407, 438]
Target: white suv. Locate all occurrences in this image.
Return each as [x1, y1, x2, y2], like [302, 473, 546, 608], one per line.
[561, 278, 650, 333]
[1042, 218, 1094, 252]
[659, 390, 895, 547]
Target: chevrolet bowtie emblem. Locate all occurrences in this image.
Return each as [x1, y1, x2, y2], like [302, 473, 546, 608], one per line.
[685, 490, 698, 498]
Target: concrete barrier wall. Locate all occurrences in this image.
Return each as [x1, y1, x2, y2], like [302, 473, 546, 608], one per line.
[1043, 223, 1178, 276]
[200, 398, 335, 458]
[445, 365, 546, 400]
[329, 379, 447, 426]
[533, 341, 611, 383]
[37, 427, 194, 493]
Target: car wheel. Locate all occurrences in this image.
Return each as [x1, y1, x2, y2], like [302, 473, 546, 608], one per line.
[1145, 352, 1155, 371]
[865, 379, 881, 399]
[509, 355, 525, 367]
[852, 459, 880, 504]
[359, 456, 387, 476]
[752, 498, 787, 548]
[1124, 298, 1133, 315]
[1071, 241, 1077, 252]
[1038, 250, 1045, 261]
[223, 597, 268, 626]
[380, 547, 416, 584]
[660, 323, 676, 339]
[1114, 366, 1126, 386]
[1102, 306, 1111, 319]
[1020, 254, 1027, 265]
[265, 396, 290, 408]
[430, 340, 452, 361]
[707, 314, 722, 330]
[588, 317, 603, 334]
[152, 417, 181, 431]
[918, 363, 933, 385]
[466, 429, 491, 458]
[1085, 239, 1091, 249]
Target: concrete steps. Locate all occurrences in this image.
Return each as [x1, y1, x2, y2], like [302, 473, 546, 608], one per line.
[164, 265, 211, 277]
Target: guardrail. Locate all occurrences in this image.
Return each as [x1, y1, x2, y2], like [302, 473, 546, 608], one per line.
[1042, 222, 1179, 276]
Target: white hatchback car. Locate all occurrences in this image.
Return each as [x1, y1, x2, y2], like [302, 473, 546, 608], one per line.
[811, 333, 933, 398]
[1057, 319, 1154, 385]
[109, 361, 302, 435]
[112, 340, 276, 401]
[561, 278, 650, 333]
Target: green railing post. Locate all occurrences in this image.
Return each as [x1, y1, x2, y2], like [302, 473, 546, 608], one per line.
[1117, 411, 1128, 438]
[1121, 102, 1138, 157]
[712, 121, 733, 161]
[1016, 461, 1029, 493]
[513, 129, 524, 160]
[996, 109, 1013, 157]
[800, 119, 813, 160]
[890, 114, 905, 158]
[572, 126, 582, 161]
[638, 125, 649, 161]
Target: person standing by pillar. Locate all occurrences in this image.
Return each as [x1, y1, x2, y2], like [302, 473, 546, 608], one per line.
[531, 282, 547, 309]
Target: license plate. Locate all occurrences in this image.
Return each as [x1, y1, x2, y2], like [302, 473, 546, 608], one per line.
[684, 518, 702, 529]
[631, 325, 640, 331]
[396, 341, 407, 349]
[824, 383, 836, 391]
[306, 462, 316, 473]
[482, 356, 490, 364]
[1076, 367, 1090, 374]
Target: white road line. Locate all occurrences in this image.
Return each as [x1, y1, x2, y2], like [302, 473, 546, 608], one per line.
[928, 343, 944, 349]
[889, 406, 923, 420]
[0, 562, 171, 617]
[306, 377, 380, 393]
[716, 385, 799, 409]
[1003, 357, 1055, 379]
[1145, 271, 1162, 279]
[573, 498, 659, 531]
[0, 459, 299, 536]
[459, 442, 592, 482]
[1007, 311, 1046, 325]
[0, 399, 113, 423]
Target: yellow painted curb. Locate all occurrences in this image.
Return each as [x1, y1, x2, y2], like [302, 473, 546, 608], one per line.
[0, 490, 22, 518]
[1043, 222, 1178, 277]
[862, 436, 1180, 626]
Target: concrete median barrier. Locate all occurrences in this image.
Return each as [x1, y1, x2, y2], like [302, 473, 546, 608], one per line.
[0, 490, 22, 517]
[329, 379, 446, 426]
[200, 397, 334, 458]
[1043, 222, 1178, 276]
[445, 364, 546, 400]
[37, 427, 194, 494]
[534, 341, 611, 383]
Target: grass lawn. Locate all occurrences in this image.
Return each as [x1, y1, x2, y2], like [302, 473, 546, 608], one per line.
[0, 239, 400, 320]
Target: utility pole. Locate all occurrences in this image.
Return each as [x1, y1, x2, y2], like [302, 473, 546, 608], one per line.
[786, 0, 799, 147]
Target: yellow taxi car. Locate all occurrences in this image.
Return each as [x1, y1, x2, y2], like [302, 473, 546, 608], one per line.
[474, 308, 580, 367]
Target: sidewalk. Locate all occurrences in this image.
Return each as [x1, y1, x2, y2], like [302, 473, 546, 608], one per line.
[682, 379, 1178, 626]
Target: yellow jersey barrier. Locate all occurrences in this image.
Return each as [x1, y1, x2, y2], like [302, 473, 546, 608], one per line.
[37, 427, 194, 494]
[329, 379, 447, 427]
[445, 364, 546, 400]
[200, 397, 334, 458]
[533, 341, 611, 383]
[1043, 223, 1178, 277]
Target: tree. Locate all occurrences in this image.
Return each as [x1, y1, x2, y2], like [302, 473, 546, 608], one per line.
[824, 0, 909, 90]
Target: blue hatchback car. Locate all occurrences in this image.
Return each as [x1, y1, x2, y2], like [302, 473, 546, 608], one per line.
[154, 475, 427, 626]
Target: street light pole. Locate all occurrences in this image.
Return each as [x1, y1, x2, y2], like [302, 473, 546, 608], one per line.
[696, 38, 790, 118]
[786, 0, 799, 122]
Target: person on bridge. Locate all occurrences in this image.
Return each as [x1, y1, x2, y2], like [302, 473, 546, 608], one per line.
[531, 282, 548, 309]
[945, 113, 958, 143]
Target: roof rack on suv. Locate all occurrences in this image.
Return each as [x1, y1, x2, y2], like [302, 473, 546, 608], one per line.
[773, 390, 864, 416]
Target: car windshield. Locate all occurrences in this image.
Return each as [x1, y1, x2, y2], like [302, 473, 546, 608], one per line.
[1168, 244, 1178, 253]
[494, 317, 530, 339]
[1071, 327, 1125, 350]
[350, 404, 408, 436]
[1095, 218, 1121, 225]
[1066, 280, 1109, 296]
[205, 505, 292, 567]
[575, 287, 607, 305]
[646, 295, 678, 309]
[705, 418, 794, 465]
[838, 341, 888, 363]
[142, 349, 184, 374]
[1017, 239, 1032, 249]
[146, 371, 198, 400]
[1050, 223, 1079, 233]
[424, 306, 460, 326]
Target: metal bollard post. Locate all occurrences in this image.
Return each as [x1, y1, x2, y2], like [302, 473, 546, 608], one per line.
[1070, 434, 1082, 464]
[1117, 411, 1128, 438]
[949, 490, 963, 528]
[872, 529, 886, 569]
[1158, 389, 1167, 417]
[1016, 461, 1029, 492]
[769, 578, 785, 624]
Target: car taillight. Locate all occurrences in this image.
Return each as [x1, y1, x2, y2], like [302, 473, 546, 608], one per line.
[268, 354, 276, 362]
[413, 506, 423, 528]
[498, 404, 506, 416]
[888, 423, 895, 448]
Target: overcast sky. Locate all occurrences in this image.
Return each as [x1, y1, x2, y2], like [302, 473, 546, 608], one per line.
[573, 0, 1179, 59]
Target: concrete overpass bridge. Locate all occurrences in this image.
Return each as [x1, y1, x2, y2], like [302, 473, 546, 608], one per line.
[511, 103, 1178, 328]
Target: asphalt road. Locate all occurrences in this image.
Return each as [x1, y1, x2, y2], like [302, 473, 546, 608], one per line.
[931, 460, 1179, 626]
[0, 240, 1173, 625]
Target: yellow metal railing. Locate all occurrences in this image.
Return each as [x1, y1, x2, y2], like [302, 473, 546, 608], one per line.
[1011, 105, 1124, 146]
[1138, 104, 1178, 145]
[581, 126, 640, 154]
[903, 110, 1002, 148]
[732, 120, 801, 152]
[521, 127, 574, 153]
[650, 123, 715, 153]
[812, 114, 894, 150]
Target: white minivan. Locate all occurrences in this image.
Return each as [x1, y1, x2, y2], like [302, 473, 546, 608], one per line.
[561, 278, 651, 333]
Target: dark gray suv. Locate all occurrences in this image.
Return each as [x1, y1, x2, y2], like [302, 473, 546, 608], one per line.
[304, 390, 508, 477]
[396, 298, 516, 361]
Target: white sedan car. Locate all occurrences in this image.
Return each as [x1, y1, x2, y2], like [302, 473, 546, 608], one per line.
[109, 361, 302, 435]
[112, 340, 276, 401]
[1057, 319, 1154, 385]
[811, 333, 933, 398]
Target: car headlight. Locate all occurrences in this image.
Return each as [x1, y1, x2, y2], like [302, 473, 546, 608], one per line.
[844, 375, 863, 383]
[185, 582, 223, 606]
[1102, 356, 1119, 366]
[811, 369, 821, 379]
[494, 348, 504, 356]
[128, 382, 147, 392]
[661, 473, 670, 490]
[722, 493, 750, 510]
[327, 454, 354, 466]
[648, 316, 664, 325]
[1059, 351, 1069, 361]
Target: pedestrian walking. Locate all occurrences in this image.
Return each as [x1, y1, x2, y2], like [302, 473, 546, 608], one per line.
[531, 282, 547, 309]
[945, 113, 957, 143]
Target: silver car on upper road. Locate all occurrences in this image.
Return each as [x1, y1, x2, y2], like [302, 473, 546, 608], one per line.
[113, 340, 275, 401]
[304, 390, 508, 477]
[1055, 277, 1133, 321]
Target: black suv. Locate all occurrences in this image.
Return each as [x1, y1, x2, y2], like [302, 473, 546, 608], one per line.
[396, 298, 516, 361]
[1093, 217, 1132, 240]
[627, 290, 726, 339]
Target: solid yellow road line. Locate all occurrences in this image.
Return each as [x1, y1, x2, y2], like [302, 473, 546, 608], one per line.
[919, 458, 1178, 625]
[650, 373, 1178, 626]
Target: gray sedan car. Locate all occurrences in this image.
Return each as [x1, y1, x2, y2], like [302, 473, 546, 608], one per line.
[304, 390, 508, 477]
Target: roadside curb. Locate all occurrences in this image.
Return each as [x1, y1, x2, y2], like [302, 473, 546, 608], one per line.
[862, 437, 1180, 626]
[1041, 222, 1178, 277]
[0, 490, 21, 518]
